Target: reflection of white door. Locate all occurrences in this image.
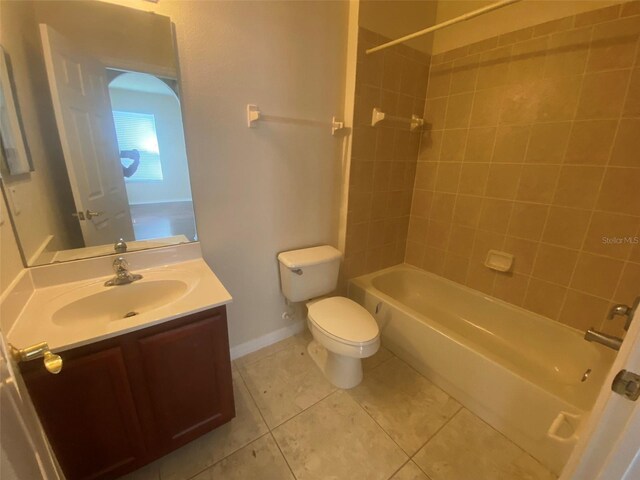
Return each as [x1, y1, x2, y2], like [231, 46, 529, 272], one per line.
[0, 335, 60, 480]
[561, 303, 640, 479]
[40, 24, 134, 247]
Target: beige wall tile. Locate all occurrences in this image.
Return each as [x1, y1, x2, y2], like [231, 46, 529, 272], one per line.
[484, 164, 522, 199]
[559, 290, 610, 331]
[448, 225, 476, 258]
[574, 5, 621, 27]
[492, 125, 530, 164]
[466, 262, 497, 295]
[596, 168, 640, 216]
[587, 16, 640, 72]
[541, 206, 591, 249]
[610, 119, 640, 167]
[470, 87, 504, 127]
[450, 55, 479, 94]
[427, 220, 452, 251]
[507, 36, 548, 84]
[493, 272, 529, 306]
[500, 84, 539, 124]
[552, 166, 604, 209]
[624, 68, 640, 116]
[349, 15, 640, 327]
[440, 130, 468, 162]
[465, 127, 496, 163]
[537, 76, 582, 122]
[414, 162, 437, 191]
[583, 212, 640, 260]
[576, 70, 631, 119]
[422, 246, 445, 274]
[508, 202, 549, 240]
[405, 240, 424, 267]
[614, 262, 640, 304]
[435, 164, 462, 193]
[478, 198, 513, 234]
[571, 252, 625, 298]
[504, 236, 539, 275]
[544, 27, 591, 77]
[411, 190, 433, 218]
[534, 17, 574, 37]
[453, 195, 483, 227]
[442, 253, 469, 284]
[424, 98, 447, 131]
[430, 192, 456, 222]
[622, 1, 640, 17]
[523, 277, 567, 319]
[564, 120, 617, 165]
[445, 93, 474, 129]
[476, 46, 512, 90]
[526, 122, 571, 164]
[459, 163, 490, 195]
[427, 63, 451, 98]
[472, 230, 506, 261]
[517, 165, 560, 203]
[532, 244, 579, 286]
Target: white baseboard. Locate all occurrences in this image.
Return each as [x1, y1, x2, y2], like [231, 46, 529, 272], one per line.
[230, 320, 305, 360]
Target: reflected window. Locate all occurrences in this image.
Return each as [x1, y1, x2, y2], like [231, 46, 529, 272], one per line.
[112, 110, 163, 182]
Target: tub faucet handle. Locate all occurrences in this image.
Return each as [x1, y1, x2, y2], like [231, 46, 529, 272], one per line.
[608, 296, 640, 331]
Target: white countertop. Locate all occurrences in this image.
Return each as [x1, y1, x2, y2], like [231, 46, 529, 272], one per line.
[7, 258, 232, 353]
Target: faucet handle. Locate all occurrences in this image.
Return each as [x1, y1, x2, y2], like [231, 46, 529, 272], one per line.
[113, 256, 129, 272]
[114, 238, 127, 254]
[608, 296, 640, 331]
[608, 304, 632, 319]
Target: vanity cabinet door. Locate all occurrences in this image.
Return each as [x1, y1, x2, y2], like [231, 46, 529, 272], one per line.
[21, 346, 146, 480]
[130, 308, 235, 454]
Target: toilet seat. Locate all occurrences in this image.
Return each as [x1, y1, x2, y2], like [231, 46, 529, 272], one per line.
[307, 297, 379, 346]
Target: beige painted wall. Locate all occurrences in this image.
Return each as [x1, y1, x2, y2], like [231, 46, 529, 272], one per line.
[0, 192, 24, 295]
[34, 0, 175, 75]
[359, 0, 438, 53]
[432, 0, 625, 54]
[0, 0, 81, 264]
[102, 0, 350, 348]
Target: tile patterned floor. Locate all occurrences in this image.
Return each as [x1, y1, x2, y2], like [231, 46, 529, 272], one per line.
[122, 332, 556, 480]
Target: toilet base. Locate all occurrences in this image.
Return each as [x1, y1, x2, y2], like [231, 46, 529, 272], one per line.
[307, 339, 363, 389]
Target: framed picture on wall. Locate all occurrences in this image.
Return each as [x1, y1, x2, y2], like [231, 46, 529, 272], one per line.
[0, 45, 32, 175]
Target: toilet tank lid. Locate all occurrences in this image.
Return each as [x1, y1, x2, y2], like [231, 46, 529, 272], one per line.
[278, 245, 342, 268]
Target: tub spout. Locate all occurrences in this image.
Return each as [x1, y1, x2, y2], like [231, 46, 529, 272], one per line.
[584, 329, 622, 351]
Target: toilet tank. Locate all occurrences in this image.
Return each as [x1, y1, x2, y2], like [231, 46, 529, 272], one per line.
[277, 245, 342, 302]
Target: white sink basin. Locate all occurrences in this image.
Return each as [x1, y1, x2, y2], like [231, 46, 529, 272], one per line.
[7, 257, 233, 352]
[52, 279, 189, 326]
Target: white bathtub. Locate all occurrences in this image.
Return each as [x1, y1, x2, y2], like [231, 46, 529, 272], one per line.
[348, 264, 614, 475]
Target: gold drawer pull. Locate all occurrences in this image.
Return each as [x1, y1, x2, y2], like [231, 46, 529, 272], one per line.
[9, 342, 63, 374]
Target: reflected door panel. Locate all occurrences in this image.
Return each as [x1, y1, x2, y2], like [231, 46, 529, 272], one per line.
[40, 24, 134, 246]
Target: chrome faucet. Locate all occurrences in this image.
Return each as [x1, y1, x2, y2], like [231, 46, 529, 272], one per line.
[584, 329, 623, 351]
[105, 257, 142, 286]
[584, 297, 640, 351]
[114, 238, 127, 254]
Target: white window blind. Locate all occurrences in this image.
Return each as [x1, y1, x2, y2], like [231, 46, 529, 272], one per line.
[112, 111, 163, 182]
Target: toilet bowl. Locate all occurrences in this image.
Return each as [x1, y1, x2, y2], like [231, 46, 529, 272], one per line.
[277, 245, 380, 389]
[306, 296, 380, 389]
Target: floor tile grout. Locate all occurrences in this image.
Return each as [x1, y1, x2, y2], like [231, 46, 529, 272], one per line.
[268, 431, 299, 480]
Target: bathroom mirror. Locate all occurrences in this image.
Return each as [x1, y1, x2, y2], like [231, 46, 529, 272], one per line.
[0, 0, 197, 266]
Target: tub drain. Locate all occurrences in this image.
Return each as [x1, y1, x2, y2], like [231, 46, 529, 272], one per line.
[123, 311, 139, 318]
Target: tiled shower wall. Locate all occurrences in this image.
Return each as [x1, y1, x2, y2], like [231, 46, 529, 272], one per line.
[342, 28, 429, 280]
[406, 2, 640, 334]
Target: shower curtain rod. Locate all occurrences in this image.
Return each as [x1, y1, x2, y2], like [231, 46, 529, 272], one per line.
[366, 0, 523, 55]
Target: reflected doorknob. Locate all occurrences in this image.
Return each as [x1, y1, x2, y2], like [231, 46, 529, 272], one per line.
[85, 210, 103, 219]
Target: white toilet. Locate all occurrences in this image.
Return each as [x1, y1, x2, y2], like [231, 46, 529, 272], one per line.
[277, 245, 380, 389]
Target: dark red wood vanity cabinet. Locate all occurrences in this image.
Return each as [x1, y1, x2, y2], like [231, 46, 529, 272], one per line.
[19, 306, 235, 480]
